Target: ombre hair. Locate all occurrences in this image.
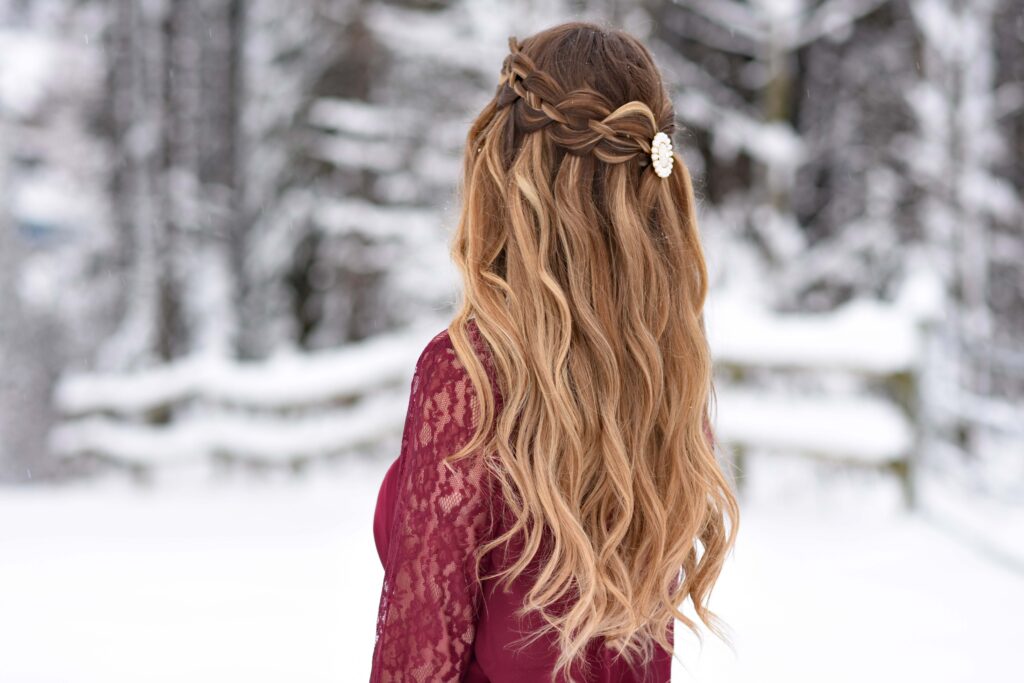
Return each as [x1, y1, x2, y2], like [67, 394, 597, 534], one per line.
[443, 21, 739, 680]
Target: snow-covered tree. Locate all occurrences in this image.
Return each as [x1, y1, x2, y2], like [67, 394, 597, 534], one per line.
[906, 0, 1023, 493]
[1, 0, 1021, 483]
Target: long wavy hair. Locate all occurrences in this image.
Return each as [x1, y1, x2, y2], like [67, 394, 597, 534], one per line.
[443, 21, 739, 680]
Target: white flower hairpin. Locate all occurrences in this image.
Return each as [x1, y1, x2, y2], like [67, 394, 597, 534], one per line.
[651, 131, 674, 178]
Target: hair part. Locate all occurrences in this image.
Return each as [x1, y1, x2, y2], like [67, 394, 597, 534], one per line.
[444, 21, 739, 682]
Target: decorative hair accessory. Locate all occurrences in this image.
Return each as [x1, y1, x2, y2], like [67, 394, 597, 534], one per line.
[650, 131, 674, 178]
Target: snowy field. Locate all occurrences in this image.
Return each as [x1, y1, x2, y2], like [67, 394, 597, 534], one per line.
[1, 455, 1020, 683]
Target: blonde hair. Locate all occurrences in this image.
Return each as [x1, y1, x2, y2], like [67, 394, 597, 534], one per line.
[443, 21, 739, 681]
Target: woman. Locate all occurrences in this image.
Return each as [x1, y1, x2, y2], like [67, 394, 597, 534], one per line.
[370, 21, 738, 683]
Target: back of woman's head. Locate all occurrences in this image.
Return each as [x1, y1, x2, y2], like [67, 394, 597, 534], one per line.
[445, 21, 739, 680]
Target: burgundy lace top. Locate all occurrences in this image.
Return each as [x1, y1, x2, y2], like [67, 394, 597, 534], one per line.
[370, 319, 674, 682]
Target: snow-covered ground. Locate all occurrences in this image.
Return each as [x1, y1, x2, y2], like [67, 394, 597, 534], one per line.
[0, 455, 1020, 683]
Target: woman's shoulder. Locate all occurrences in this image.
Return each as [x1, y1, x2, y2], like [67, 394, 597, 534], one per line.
[415, 327, 456, 369]
[412, 326, 461, 381]
[414, 318, 493, 378]
[410, 318, 503, 425]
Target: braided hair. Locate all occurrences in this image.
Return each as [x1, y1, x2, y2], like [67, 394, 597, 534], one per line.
[448, 21, 734, 683]
[492, 35, 676, 171]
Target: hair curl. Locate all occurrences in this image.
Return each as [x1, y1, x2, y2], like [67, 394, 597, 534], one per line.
[444, 21, 739, 682]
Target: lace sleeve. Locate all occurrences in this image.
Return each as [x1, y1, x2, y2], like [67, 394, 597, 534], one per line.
[369, 330, 494, 683]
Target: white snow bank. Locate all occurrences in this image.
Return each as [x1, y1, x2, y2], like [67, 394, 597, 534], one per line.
[0, 464, 1019, 683]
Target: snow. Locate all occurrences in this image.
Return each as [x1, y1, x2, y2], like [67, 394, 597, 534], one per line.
[715, 386, 912, 463]
[2, 6, 1021, 679]
[931, 388, 1024, 437]
[706, 290, 924, 375]
[56, 317, 449, 416]
[961, 168, 1021, 224]
[53, 295, 933, 470]
[676, 505, 1021, 682]
[919, 470, 1024, 572]
[0, 29, 56, 118]
[892, 257, 945, 324]
[0, 459, 1019, 683]
[50, 318, 461, 467]
[308, 133, 408, 173]
[683, 0, 893, 53]
[50, 392, 409, 466]
[12, 169, 100, 237]
[675, 90, 805, 172]
[365, 2, 506, 78]
[308, 98, 417, 138]
[0, 465, 382, 683]
[313, 198, 439, 241]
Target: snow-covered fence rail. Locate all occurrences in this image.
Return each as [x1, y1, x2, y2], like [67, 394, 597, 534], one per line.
[52, 286, 937, 504]
[51, 319, 449, 475]
[707, 293, 935, 508]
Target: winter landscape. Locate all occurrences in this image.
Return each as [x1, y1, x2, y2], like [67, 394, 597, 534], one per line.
[1, 0, 1022, 681]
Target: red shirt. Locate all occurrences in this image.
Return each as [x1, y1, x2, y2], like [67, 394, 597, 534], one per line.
[370, 319, 673, 682]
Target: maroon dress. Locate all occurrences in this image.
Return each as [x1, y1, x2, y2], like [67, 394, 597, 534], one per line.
[370, 319, 674, 682]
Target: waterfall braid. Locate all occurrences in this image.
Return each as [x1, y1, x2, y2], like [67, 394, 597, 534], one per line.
[444, 22, 739, 681]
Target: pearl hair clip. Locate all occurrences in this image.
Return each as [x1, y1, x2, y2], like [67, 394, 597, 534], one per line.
[650, 131, 674, 178]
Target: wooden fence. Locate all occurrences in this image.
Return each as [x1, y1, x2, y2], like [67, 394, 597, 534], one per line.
[707, 293, 933, 508]
[53, 297, 934, 506]
[51, 317, 450, 477]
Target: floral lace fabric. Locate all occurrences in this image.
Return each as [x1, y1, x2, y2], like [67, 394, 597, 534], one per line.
[370, 322, 501, 683]
[369, 320, 714, 682]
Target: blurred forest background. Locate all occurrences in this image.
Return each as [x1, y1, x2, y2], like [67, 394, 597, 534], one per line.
[0, 0, 1022, 680]
[2, 0, 1022, 486]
